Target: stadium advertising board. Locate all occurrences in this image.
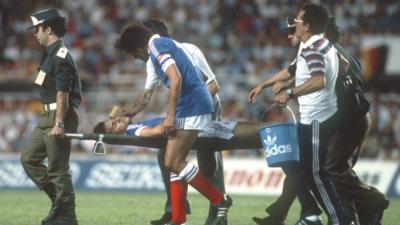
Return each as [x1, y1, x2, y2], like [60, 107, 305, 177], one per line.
[352, 160, 398, 194]
[387, 166, 400, 197]
[0, 158, 399, 196]
[207, 159, 400, 196]
[214, 159, 285, 195]
[0, 158, 164, 191]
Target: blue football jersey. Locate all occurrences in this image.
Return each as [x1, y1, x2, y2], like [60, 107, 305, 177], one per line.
[125, 117, 164, 136]
[148, 34, 214, 117]
[125, 117, 238, 140]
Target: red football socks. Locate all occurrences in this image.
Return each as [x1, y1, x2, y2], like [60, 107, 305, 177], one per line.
[179, 163, 224, 205]
[170, 173, 187, 224]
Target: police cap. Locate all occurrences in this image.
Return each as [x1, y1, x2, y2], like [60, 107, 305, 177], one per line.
[286, 17, 296, 28]
[286, 17, 296, 34]
[28, 9, 64, 30]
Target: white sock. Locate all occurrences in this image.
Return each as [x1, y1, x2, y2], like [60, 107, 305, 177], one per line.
[305, 215, 322, 222]
[178, 163, 198, 182]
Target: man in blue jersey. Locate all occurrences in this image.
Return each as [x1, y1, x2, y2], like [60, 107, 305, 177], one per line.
[141, 19, 227, 225]
[114, 24, 231, 225]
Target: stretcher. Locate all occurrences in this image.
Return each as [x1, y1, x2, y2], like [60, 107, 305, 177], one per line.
[65, 133, 262, 154]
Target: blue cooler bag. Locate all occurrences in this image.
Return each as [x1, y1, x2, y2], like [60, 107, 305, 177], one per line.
[258, 106, 300, 167]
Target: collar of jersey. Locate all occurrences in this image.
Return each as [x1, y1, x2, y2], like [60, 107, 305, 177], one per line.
[148, 34, 161, 46]
[301, 34, 324, 49]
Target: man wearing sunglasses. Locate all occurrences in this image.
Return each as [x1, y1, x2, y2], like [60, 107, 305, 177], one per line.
[272, 3, 360, 225]
[249, 16, 323, 225]
[251, 14, 390, 225]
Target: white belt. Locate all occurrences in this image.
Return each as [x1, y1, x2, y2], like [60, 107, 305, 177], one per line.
[43, 103, 57, 112]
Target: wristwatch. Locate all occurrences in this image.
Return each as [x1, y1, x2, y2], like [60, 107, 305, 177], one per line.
[286, 88, 294, 99]
[56, 122, 65, 129]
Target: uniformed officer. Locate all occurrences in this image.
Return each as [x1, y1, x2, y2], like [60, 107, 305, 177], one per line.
[21, 8, 81, 225]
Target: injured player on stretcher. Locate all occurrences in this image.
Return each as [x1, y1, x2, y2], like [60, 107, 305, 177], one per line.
[93, 116, 268, 142]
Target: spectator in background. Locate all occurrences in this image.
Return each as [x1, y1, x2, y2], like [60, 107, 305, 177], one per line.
[1, 0, 400, 160]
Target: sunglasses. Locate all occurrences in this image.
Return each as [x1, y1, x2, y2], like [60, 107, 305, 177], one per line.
[287, 17, 295, 26]
[294, 18, 304, 23]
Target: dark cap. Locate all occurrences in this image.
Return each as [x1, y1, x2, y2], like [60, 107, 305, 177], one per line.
[285, 17, 296, 34]
[286, 17, 296, 28]
[28, 9, 64, 30]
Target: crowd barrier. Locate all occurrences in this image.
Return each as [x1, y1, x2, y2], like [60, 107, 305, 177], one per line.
[0, 156, 399, 197]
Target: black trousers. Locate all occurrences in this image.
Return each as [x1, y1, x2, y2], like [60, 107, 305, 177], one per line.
[325, 115, 386, 223]
[266, 117, 384, 222]
[280, 163, 321, 219]
[265, 115, 385, 224]
[299, 114, 353, 225]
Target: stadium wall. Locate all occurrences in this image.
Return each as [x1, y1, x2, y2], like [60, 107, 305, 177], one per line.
[0, 156, 399, 197]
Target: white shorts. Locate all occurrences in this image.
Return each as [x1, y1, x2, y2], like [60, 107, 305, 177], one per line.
[175, 114, 212, 130]
[199, 121, 238, 140]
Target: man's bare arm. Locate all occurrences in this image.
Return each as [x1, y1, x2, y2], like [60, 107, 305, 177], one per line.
[274, 75, 325, 105]
[291, 75, 325, 97]
[122, 89, 154, 117]
[248, 68, 292, 103]
[272, 77, 296, 94]
[163, 63, 182, 136]
[50, 91, 69, 137]
[138, 124, 164, 137]
[260, 68, 292, 89]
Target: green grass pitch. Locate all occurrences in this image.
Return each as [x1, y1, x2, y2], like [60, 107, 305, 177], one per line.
[0, 191, 398, 225]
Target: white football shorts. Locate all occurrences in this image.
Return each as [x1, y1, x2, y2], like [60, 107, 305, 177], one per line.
[175, 114, 212, 130]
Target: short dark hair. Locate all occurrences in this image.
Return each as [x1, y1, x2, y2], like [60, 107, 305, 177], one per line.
[42, 17, 67, 37]
[143, 19, 169, 37]
[300, 3, 328, 34]
[93, 122, 106, 134]
[114, 24, 151, 54]
[325, 17, 340, 43]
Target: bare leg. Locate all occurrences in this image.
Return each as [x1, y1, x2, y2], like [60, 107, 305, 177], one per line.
[233, 121, 266, 138]
[164, 130, 227, 224]
[164, 130, 198, 173]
